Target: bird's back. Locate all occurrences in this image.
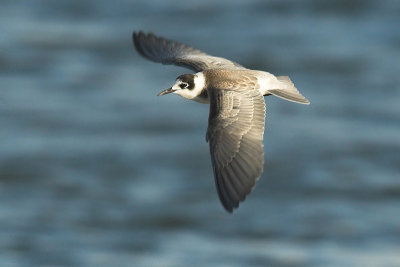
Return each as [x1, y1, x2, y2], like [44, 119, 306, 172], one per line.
[203, 69, 262, 91]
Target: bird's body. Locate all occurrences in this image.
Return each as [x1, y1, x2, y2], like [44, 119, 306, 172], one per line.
[133, 31, 309, 212]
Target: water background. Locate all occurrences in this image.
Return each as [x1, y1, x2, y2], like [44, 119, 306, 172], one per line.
[1, 0, 400, 266]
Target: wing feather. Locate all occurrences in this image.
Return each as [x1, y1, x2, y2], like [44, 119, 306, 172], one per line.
[133, 31, 245, 72]
[207, 84, 266, 212]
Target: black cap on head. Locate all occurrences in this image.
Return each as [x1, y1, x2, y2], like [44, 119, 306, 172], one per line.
[176, 74, 195, 90]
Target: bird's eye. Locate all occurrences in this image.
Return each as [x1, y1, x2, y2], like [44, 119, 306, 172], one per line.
[180, 83, 189, 89]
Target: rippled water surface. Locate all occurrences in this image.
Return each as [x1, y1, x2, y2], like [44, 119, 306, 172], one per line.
[1, 0, 400, 266]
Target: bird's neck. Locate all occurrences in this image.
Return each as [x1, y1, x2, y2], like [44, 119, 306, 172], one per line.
[192, 88, 209, 104]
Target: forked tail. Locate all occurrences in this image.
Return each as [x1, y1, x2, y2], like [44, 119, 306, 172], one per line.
[267, 76, 310, 105]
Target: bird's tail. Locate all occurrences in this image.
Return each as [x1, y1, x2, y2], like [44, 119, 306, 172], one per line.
[267, 76, 310, 105]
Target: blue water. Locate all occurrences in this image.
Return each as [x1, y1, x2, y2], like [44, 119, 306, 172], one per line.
[1, 0, 400, 266]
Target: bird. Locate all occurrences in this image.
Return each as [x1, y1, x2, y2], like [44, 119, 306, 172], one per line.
[133, 31, 309, 212]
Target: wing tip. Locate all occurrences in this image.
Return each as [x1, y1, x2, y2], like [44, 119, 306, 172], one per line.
[222, 202, 235, 213]
[132, 31, 159, 60]
[132, 30, 144, 43]
[132, 31, 145, 56]
[215, 168, 263, 214]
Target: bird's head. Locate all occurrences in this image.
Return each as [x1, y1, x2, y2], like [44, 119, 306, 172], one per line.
[158, 73, 205, 100]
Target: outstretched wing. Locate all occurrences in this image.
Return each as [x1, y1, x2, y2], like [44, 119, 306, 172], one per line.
[206, 82, 266, 212]
[133, 31, 245, 72]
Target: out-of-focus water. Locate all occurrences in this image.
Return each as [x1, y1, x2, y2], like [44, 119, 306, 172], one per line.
[1, 0, 400, 266]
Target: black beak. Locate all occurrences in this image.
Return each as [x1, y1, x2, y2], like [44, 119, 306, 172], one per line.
[157, 88, 176, 96]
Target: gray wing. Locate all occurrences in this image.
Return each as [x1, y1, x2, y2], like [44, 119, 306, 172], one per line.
[206, 84, 266, 212]
[133, 31, 245, 72]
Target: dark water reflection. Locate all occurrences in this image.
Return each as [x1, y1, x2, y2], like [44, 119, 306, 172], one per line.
[1, 0, 400, 266]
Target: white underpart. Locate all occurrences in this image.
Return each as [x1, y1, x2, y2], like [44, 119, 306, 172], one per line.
[173, 72, 206, 101]
[256, 71, 286, 95]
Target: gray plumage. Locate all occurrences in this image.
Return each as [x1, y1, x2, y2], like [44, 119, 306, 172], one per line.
[133, 32, 245, 72]
[206, 80, 265, 211]
[133, 31, 309, 212]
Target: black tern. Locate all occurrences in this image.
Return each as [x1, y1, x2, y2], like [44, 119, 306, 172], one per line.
[133, 31, 309, 212]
